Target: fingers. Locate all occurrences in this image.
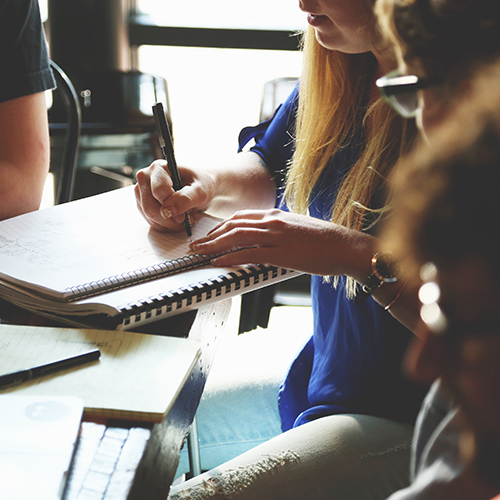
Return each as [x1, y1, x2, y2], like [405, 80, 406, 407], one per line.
[147, 160, 174, 203]
[205, 209, 278, 235]
[210, 247, 273, 267]
[135, 162, 173, 228]
[162, 184, 198, 225]
[202, 210, 279, 242]
[135, 179, 162, 229]
[135, 160, 198, 231]
[191, 224, 276, 256]
[186, 208, 340, 275]
[189, 210, 283, 255]
[134, 184, 184, 232]
[135, 174, 175, 231]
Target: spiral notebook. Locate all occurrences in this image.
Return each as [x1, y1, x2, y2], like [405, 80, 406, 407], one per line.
[0, 186, 296, 330]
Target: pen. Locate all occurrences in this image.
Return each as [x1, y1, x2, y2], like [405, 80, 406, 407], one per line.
[152, 102, 193, 238]
[0, 348, 101, 388]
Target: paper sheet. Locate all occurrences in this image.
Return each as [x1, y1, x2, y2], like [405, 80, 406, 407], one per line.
[0, 324, 201, 422]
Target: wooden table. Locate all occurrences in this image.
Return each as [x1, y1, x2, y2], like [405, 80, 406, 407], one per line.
[0, 297, 232, 500]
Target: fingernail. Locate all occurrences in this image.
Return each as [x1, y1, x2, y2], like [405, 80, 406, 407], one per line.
[190, 244, 199, 252]
[161, 207, 173, 219]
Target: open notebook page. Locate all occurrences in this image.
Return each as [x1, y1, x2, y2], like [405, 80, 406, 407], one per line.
[0, 324, 201, 422]
[0, 186, 222, 299]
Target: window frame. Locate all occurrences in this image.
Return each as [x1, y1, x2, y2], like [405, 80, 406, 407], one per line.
[129, 16, 300, 51]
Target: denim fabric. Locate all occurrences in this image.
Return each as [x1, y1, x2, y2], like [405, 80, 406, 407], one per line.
[175, 307, 312, 478]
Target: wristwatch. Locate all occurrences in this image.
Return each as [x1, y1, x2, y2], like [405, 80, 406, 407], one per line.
[354, 252, 401, 304]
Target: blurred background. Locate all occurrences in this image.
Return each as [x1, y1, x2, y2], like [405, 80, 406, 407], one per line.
[40, 0, 304, 188]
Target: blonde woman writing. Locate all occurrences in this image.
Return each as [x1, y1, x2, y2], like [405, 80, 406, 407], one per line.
[135, 0, 425, 498]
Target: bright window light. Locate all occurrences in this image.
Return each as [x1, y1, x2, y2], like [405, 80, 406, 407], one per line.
[38, 0, 48, 22]
[137, 1, 305, 166]
[137, 0, 304, 30]
[138, 45, 303, 167]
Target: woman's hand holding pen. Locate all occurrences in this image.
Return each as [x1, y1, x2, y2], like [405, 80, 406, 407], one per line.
[188, 208, 376, 280]
[135, 151, 278, 233]
[135, 160, 216, 233]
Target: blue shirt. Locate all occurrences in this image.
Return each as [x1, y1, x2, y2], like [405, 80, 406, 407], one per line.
[239, 85, 426, 431]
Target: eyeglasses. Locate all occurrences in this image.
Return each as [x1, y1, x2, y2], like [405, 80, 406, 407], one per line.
[376, 70, 439, 118]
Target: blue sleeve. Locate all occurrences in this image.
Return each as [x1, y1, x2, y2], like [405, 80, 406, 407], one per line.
[0, 0, 56, 103]
[238, 84, 299, 187]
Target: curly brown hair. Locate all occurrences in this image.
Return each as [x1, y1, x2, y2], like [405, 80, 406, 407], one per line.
[376, 0, 500, 82]
[382, 62, 500, 277]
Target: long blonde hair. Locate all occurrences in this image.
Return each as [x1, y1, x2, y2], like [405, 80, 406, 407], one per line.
[284, 26, 416, 296]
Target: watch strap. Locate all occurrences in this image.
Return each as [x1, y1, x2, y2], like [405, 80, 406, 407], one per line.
[354, 274, 382, 304]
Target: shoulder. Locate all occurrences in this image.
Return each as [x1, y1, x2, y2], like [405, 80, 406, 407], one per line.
[0, 0, 34, 44]
[0, 0, 55, 103]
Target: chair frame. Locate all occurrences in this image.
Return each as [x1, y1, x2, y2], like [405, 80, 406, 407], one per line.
[49, 60, 82, 205]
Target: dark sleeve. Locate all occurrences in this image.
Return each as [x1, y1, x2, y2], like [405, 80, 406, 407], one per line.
[238, 83, 299, 187]
[0, 0, 56, 103]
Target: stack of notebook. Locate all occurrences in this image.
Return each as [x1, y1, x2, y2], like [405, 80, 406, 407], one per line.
[0, 186, 297, 330]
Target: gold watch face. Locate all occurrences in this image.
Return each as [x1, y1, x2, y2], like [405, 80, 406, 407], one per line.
[371, 252, 400, 283]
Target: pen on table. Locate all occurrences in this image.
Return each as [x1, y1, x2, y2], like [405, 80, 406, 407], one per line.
[152, 102, 193, 238]
[0, 348, 101, 388]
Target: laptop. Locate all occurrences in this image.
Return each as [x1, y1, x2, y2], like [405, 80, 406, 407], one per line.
[0, 395, 83, 500]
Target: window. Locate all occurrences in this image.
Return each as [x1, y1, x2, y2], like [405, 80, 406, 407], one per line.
[138, 45, 302, 165]
[136, 0, 304, 165]
[137, 0, 304, 30]
[42, 0, 304, 166]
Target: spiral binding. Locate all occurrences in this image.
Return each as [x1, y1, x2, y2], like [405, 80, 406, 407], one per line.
[116, 264, 293, 328]
[64, 253, 218, 301]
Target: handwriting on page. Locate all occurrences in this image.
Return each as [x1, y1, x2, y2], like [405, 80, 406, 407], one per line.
[0, 187, 222, 290]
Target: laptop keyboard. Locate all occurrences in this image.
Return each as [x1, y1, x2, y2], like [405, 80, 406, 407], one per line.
[64, 422, 151, 500]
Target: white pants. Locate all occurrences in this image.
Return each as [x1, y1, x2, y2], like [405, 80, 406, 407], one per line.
[171, 307, 414, 500]
[170, 413, 414, 500]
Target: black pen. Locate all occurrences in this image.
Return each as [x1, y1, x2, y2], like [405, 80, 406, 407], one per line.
[152, 102, 193, 238]
[0, 348, 101, 388]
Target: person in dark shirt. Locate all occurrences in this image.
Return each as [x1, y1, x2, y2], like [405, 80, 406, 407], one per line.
[0, 0, 55, 220]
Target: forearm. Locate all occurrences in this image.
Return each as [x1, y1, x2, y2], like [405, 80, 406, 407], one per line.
[190, 203, 423, 335]
[371, 275, 424, 335]
[206, 151, 277, 217]
[0, 160, 48, 219]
